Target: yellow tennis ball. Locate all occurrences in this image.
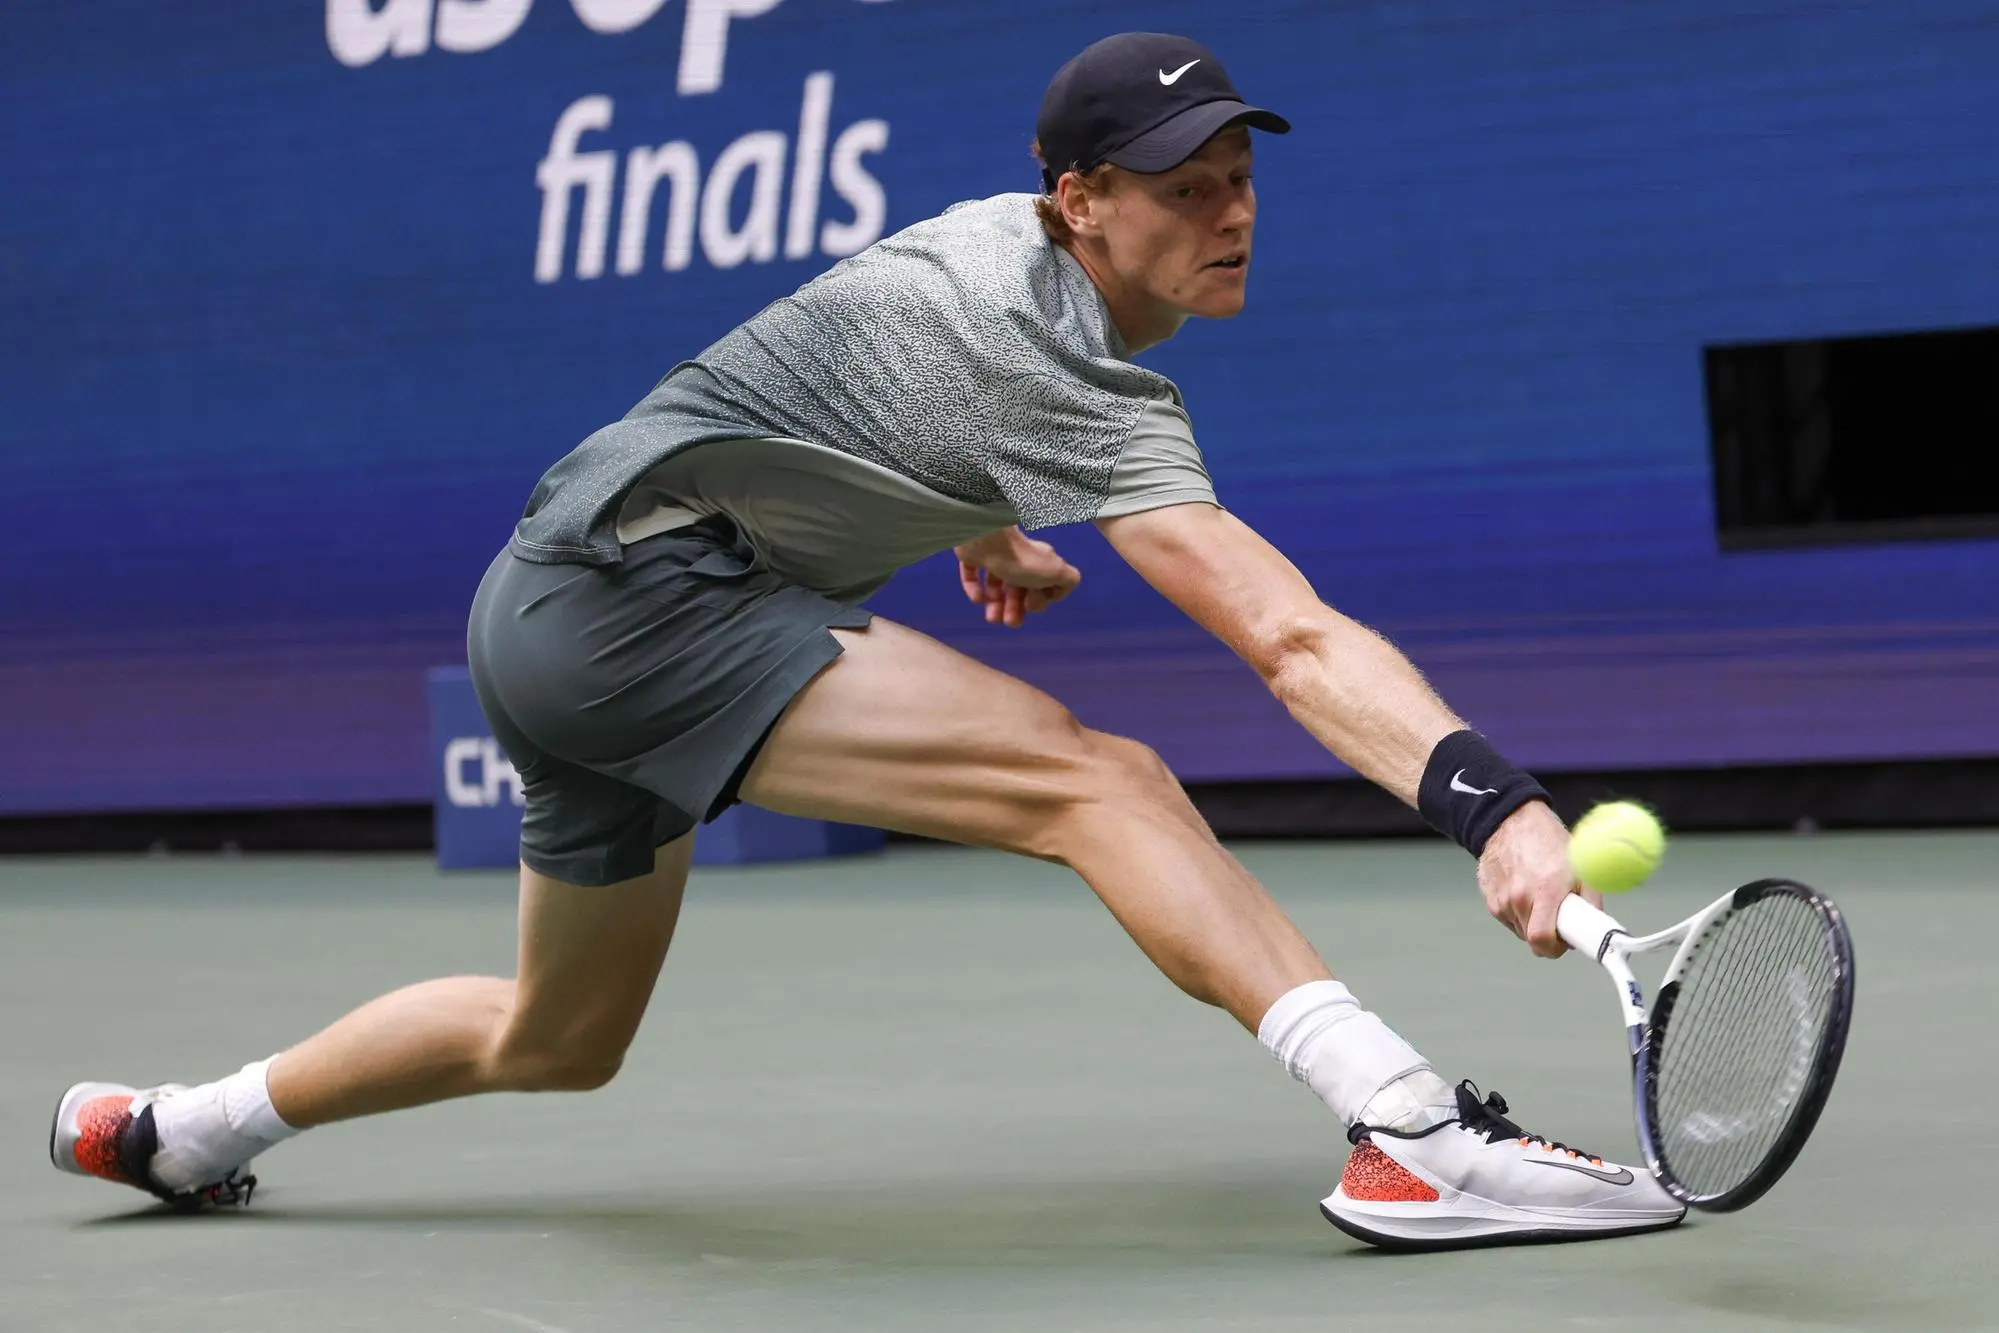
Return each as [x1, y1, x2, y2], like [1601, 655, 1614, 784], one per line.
[1567, 801, 1666, 894]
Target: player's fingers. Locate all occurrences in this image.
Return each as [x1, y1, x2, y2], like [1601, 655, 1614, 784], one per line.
[959, 561, 983, 602]
[1580, 884, 1605, 909]
[1488, 893, 1531, 946]
[1005, 584, 1027, 627]
[1525, 892, 1569, 959]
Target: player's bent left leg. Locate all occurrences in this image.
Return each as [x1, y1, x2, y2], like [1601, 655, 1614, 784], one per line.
[51, 836, 693, 1209]
[1321, 1080, 1684, 1250]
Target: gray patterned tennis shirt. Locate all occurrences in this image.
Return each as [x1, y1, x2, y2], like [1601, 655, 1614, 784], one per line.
[510, 193, 1219, 604]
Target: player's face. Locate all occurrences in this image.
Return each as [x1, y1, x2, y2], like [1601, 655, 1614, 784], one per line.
[1104, 129, 1256, 321]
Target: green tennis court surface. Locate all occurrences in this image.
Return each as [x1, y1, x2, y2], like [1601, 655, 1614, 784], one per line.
[2, 832, 1992, 1331]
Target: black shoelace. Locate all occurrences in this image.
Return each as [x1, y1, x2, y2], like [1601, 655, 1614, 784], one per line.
[1454, 1081, 1600, 1161]
[169, 1170, 257, 1212]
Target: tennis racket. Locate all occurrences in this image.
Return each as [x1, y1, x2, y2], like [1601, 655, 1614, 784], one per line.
[1555, 880, 1855, 1211]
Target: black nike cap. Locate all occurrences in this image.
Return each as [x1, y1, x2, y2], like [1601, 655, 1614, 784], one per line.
[1035, 33, 1290, 191]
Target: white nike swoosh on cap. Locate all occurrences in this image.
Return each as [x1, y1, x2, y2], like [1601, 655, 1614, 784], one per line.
[1158, 59, 1201, 85]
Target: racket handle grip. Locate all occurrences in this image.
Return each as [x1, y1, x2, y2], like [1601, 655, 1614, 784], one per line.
[1557, 894, 1627, 962]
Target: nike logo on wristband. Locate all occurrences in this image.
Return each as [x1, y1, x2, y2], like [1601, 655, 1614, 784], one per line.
[1450, 770, 1499, 798]
[1527, 1157, 1636, 1186]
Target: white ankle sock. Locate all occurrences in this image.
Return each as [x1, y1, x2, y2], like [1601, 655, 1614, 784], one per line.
[1256, 980, 1456, 1131]
[150, 1057, 300, 1190]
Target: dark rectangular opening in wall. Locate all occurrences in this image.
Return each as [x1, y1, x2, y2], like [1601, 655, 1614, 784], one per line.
[1705, 324, 1999, 549]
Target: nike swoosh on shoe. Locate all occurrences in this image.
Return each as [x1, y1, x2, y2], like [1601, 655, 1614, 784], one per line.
[1526, 1156, 1635, 1185]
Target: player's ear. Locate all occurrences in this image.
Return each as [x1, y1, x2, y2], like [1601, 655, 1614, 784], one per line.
[1055, 169, 1107, 239]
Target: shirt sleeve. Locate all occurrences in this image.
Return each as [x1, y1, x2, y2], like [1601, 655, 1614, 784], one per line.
[1091, 399, 1219, 519]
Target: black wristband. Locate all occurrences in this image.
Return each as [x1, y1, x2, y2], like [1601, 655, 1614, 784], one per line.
[1417, 729, 1550, 858]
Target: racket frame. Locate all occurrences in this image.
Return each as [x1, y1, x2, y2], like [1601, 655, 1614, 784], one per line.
[1556, 880, 1855, 1211]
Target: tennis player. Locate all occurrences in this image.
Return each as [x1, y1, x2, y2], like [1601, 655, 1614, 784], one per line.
[53, 33, 1684, 1250]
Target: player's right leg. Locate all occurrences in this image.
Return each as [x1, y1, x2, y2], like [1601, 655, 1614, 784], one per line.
[734, 616, 1684, 1250]
[734, 616, 1331, 1030]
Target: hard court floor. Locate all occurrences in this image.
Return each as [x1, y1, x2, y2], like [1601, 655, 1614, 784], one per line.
[1, 830, 1993, 1332]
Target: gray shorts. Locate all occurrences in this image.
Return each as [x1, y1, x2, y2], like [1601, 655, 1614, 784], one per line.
[466, 516, 872, 885]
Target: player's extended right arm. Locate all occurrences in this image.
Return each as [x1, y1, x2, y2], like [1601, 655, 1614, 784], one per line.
[1096, 502, 1460, 802]
[1096, 501, 1585, 956]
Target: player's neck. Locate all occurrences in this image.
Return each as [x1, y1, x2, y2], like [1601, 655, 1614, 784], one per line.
[1060, 239, 1186, 355]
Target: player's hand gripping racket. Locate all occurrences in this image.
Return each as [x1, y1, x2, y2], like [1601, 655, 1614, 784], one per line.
[1555, 881, 1855, 1210]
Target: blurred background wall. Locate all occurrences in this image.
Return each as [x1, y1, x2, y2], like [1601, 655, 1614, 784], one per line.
[4, 1, 1996, 825]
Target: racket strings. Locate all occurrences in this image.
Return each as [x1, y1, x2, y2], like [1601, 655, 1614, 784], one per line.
[1650, 892, 1839, 1199]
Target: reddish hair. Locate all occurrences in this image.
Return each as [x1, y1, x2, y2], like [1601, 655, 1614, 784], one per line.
[1029, 138, 1114, 243]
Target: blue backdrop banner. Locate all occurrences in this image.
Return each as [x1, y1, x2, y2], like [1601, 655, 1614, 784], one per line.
[4, 1, 1997, 813]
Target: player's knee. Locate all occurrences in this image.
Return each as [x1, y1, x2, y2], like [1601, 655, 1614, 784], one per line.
[525, 1052, 624, 1092]
[494, 1043, 626, 1093]
[1090, 732, 1182, 804]
[487, 1019, 630, 1093]
[1032, 730, 1186, 859]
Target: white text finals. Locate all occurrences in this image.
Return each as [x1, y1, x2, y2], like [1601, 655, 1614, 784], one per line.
[325, 0, 892, 283]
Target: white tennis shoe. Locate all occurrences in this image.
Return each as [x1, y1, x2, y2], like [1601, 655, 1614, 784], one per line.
[50, 1081, 257, 1210]
[1321, 1080, 1685, 1250]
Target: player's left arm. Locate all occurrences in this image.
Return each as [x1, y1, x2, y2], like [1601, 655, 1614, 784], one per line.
[952, 526, 1081, 628]
[1096, 501, 1588, 956]
[956, 398, 1213, 630]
